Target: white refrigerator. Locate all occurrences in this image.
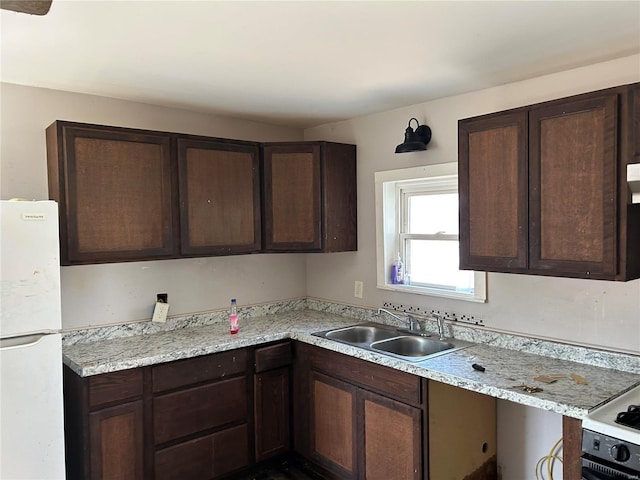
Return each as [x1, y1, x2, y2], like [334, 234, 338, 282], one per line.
[0, 200, 66, 479]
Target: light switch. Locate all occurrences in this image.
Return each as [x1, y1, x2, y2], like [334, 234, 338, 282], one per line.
[354, 281, 364, 298]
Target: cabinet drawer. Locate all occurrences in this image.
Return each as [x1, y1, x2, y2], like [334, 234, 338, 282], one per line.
[154, 424, 249, 480]
[89, 368, 143, 408]
[255, 342, 292, 373]
[152, 349, 248, 393]
[306, 345, 421, 406]
[153, 376, 247, 444]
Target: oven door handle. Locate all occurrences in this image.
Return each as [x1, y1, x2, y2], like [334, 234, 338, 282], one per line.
[582, 468, 609, 480]
[582, 465, 638, 480]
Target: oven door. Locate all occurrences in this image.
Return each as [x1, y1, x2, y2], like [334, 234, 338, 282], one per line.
[582, 457, 640, 480]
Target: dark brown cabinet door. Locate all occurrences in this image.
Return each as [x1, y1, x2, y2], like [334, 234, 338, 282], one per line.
[529, 94, 618, 278]
[459, 111, 528, 272]
[310, 372, 357, 478]
[358, 390, 422, 480]
[263, 143, 322, 251]
[154, 424, 249, 480]
[89, 400, 144, 480]
[262, 142, 357, 252]
[46, 122, 175, 264]
[177, 138, 261, 256]
[321, 142, 358, 252]
[254, 367, 290, 461]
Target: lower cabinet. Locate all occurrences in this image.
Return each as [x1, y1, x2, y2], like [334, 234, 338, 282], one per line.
[64, 340, 496, 480]
[64, 348, 254, 480]
[151, 349, 250, 479]
[88, 400, 144, 479]
[294, 342, 497, 480]
[154, 424, 249, 480]
[254, 342, 292, 462]
[63, 367, 145, 480]
[64, 342, 292, 480]
[309, 372, 423, 479]
[311, 372, 358, 476]
[360, 389, 422, 480]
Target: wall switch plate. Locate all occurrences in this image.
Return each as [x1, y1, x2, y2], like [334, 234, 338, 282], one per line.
[152, 301, 169, 323]
[354, 281, 363, 298]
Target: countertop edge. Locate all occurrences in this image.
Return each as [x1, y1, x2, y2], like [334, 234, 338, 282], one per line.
[63, 320, 640, 420]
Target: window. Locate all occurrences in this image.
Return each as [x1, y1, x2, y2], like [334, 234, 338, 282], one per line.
[375, 164, 486, 302]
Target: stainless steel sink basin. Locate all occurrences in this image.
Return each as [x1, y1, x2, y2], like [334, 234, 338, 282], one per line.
[371, 336, 455, 361]
[314, 322, 473, 362]
[325, 325, 398, 344]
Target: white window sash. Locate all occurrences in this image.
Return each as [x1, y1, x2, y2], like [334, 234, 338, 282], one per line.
[374, 163, 487, 303]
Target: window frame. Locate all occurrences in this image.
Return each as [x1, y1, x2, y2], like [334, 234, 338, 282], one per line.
[374, 163, 487, 302]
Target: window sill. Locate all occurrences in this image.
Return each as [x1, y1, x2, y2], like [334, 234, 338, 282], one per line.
[377, 283, 487, 303]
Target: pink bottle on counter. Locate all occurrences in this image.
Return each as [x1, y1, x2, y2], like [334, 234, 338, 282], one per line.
[229, 298, 239, 334]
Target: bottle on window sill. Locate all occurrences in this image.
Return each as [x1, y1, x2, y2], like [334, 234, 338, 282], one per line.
[391, 254, 404, 284]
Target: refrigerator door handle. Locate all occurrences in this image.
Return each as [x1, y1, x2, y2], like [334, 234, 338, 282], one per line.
[0, 334, 47, 350]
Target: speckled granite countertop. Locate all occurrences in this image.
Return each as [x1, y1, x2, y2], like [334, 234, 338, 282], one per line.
[63, 308, 640, 420]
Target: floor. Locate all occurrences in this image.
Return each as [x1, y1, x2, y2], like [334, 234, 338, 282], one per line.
[233, 457, 327, 480]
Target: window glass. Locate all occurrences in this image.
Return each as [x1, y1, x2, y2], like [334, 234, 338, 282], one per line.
[406, 239, 474, 291]
[407, 193, 459, 235]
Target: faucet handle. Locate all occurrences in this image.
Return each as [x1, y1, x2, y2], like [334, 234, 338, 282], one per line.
[432, 314, 446, 340]
[406, 314, 418, 331]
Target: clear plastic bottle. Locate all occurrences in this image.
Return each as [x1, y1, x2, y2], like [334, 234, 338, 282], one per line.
[229, 298, 239, 334]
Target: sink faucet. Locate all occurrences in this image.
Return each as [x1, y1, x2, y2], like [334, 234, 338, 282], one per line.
[377, 308, 419, 333]
[376, 307, 403, 322]
[434, 314, 446, 340]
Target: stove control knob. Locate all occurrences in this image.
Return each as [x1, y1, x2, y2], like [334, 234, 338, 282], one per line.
[610, 444, 630, 462]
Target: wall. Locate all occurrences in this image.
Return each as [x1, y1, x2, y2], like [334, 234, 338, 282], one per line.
[303, 54, 640, 479]
[3, 57, 639, 479]
[0, 83, 307, 330]
[304, 54, 640, 355]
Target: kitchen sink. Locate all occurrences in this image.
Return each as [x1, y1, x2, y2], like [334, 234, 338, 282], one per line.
[371, 336, 455, 361]
[314, 322, 473, 362]
[325, 325, 398, 344]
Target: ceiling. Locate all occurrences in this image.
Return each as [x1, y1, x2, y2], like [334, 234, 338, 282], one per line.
[1, 1, 639, 128]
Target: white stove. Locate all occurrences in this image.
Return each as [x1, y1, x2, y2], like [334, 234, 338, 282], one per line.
[581, 384, 640, 479]
[583, 386, 640, 444]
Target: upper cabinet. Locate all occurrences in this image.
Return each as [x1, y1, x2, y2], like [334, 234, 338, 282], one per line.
[458, 111, 528, 272]
[459, 83, 640, 281]
[262, 142, 357, 252]
[46, 122, 177, 265]
[528, 95, 618, 278]
[177, 137, 261, 256]
[47, 122, 357, 264]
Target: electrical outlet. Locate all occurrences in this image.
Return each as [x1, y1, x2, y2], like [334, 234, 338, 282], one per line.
[157, 293, 168, 303]
[354, 281, 363, 298]
[152, 301, 169, 323]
